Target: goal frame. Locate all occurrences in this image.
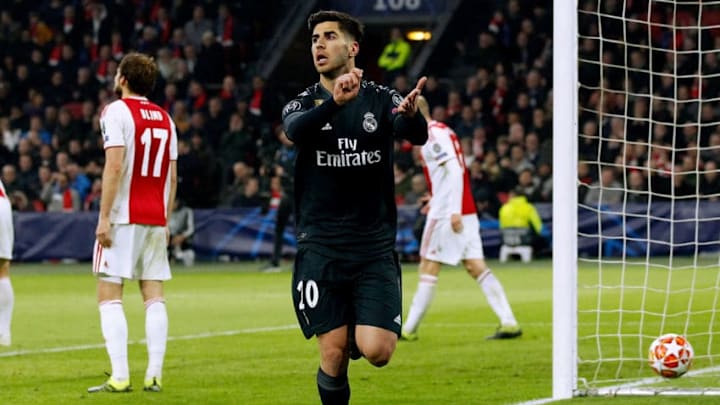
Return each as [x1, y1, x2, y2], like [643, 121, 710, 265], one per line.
[552, 0, 720, 398]
[552, 0, 579, 399]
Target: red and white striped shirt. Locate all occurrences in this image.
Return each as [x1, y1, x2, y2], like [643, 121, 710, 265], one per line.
[100, 96, 178, 226]
[420, 120, 476, 219]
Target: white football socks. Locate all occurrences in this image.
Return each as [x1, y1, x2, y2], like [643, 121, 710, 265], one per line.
[0, 277, 13, 341]
[403, 274, 438, 334]
[99, 300, 129, 381]
[477, 270, 518, 327]
[145, 299, 168, 380]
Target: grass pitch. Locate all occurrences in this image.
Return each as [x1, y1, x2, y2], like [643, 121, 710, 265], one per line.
[0, 259, 718, 404]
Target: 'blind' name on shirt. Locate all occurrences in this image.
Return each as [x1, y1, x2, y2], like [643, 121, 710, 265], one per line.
[140, 109, 163, 121]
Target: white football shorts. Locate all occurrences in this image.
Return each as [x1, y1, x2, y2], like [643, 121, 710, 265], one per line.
[93, 224, 171, 281]
[0, 197, 12, 260]
[420, 214, 485, 266]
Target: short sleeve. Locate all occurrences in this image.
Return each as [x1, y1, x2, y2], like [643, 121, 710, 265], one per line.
[100, 101, 128, 149]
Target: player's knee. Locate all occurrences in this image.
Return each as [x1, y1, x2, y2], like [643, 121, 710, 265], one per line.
[321, 345, 347, 367]
[464, 259, 488, 278]
[362, 342, 396, 367]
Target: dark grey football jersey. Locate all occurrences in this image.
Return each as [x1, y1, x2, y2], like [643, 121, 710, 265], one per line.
[282, 80, 427, 258]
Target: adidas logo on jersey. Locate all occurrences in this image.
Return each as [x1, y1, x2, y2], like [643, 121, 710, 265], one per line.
[321, 123, 333, 131]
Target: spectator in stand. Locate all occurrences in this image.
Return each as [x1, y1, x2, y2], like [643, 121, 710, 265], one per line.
[509, 144, 533, 174]
[394, 161, 414, 204]
[54, 108, 78, 151]
[168, 197, 196, 267]
[535, 162, 553, 202]
[700, 160, 720, 201]
[453, 105, 481, 140]
[231, 175, 264, 208]
[16, 154, 37, 198]
[172, 100, 191, 135]
[84, 177, 102, 211]
[23, 115, 51, 146]
[469, 160, 501, 218]
[404, 173, 428, 206]
[195, 30, 225, 86]
[530, 107, 551, 142]
[218, 75, 239, 112]
[184, 5, 213, 51]
[524, 132, 541, 167]
[516, 168, 540, 201]
[467, 31, 500, 72]
[66, 160, 91, 202]
[377, 27, 411, 85]
[204, 97, 228, 149]
[625, 169, 648, 204]
[219, 113, 256, 170]
[513, 92, 533, 127]
[421, 75, 447, 111]
[471, 126, 489, 161]
[247, 75, 278, 129]
[446, 90, 463, 123]
[45, 171, 80, 212]
[584, 166, 623, 207]
[219, 161, 253, 207]
[577, 161, 594, 203]
[1, 117, 20, 153]
[1, 165, 19, 196]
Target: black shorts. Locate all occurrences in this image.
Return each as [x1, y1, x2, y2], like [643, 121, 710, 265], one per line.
[291, 246, 402, 339]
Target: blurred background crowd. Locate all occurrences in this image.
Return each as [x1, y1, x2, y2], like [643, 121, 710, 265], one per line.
[1, 0, 716, 220]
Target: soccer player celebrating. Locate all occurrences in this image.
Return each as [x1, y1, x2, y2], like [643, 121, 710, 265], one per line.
[0, 179, 14, 347]
[282, 10, 427, 405]
[88, 53, 177, 393]
[401, 96, 521, 341]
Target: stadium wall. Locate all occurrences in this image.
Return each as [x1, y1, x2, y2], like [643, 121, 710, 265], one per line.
[12, 202, 720, 262]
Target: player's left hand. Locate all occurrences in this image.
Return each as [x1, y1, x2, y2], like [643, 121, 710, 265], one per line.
[397, 76, 427, 117]
[451, 213, 463, 233]
[96, 218, 112, 248]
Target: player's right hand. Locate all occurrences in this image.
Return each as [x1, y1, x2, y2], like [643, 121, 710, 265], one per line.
[96, 218, 112, 248]
[333, 68, 363, 105]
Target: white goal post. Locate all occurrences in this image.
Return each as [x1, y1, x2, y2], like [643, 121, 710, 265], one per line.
[554, 0, 720, 398]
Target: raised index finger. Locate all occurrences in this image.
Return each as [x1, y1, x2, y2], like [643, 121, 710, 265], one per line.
[414, 76, 427, 93]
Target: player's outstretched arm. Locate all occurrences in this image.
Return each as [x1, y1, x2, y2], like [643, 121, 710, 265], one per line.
[393, 76, 428, 145]
[397, 76, 427, 117]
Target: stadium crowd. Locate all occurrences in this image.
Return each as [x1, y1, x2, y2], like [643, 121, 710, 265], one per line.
[2, 0, 715, 221]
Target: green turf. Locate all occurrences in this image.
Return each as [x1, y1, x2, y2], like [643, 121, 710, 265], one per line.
[0, 259, 718, 404]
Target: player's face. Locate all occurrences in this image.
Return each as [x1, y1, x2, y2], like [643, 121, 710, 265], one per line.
[311, 21, 356, 76]
[113, 70, 123, 97]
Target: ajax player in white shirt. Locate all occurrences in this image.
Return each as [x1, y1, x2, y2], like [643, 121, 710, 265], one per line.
[88, 53, 177, 393]
[401, 96, 521, 341]
[0, 179, 14, 346]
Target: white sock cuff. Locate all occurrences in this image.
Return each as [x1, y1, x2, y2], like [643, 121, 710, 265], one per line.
[419, 274, 438, 285]
[476, 269, 493, 284]
[144, 298, 166, 310]
[99, 300, 122, 308]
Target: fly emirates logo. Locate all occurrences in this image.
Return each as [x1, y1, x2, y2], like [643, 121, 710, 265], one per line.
[316, 138, 381, 167]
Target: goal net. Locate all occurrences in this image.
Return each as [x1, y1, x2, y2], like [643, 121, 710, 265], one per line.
[554, 0, 720, 398]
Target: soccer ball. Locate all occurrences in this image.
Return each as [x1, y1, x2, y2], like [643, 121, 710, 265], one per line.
[648, 333, 693, 378]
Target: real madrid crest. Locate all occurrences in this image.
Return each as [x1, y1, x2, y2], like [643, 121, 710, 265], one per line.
[362, 112, 378, 133]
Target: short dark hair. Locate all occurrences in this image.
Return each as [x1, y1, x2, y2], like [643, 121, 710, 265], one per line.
[307, 10, 364, 43]
[118, 52, 158, 96]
